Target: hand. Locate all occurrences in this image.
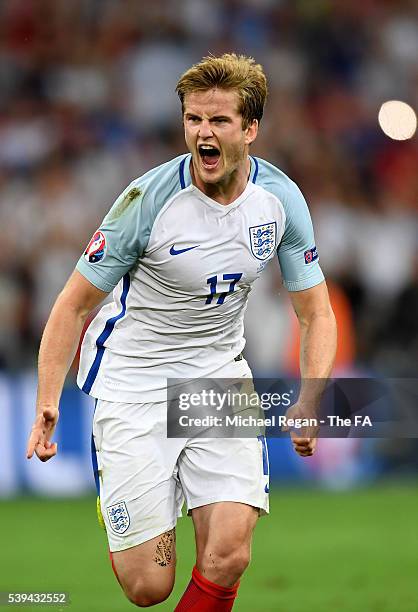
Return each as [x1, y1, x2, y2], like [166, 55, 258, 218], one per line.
[289, 433, 317, 457]
[282, 402, 319, 458]
[27, 408, 59, 462]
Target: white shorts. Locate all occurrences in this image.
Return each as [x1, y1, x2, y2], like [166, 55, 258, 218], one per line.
[92, 387, 270, 552]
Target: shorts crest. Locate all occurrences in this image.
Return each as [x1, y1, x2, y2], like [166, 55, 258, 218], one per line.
[249, 222, 277, 261]
[106, 501, 130, 534]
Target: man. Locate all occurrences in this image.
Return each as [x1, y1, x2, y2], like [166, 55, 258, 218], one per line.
[27, 54, 336, 610]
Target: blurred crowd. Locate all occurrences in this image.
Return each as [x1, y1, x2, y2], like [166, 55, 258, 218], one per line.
[0, 0, 417, 375]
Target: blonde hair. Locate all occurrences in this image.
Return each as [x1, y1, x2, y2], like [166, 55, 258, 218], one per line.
[176, 53, 268, 128]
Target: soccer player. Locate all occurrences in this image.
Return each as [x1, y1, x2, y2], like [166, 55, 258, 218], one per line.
[27, 54, 336, 610]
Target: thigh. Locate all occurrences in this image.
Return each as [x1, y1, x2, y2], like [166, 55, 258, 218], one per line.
[111, 527, 177, 601]
[192, 501, 258, 587]
[192, 501, 258, 556]
[93, 399, 184, 552]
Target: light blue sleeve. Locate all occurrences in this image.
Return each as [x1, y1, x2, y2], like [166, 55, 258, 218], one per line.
[256, 158, 324, 292]
[76, 156, 185, 292]
[76, 181, 147, 292]
[277, 181, 324, 291]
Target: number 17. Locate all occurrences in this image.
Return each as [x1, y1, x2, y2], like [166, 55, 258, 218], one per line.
[205, 273, 243, 305]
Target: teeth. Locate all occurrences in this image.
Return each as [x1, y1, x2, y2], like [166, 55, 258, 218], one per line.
[200, 145, 217, 150]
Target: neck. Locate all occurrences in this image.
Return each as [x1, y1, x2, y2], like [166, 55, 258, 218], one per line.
[191, 157, 251, 205]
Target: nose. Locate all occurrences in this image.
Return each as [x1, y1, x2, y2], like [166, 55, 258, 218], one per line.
[198, 119, 213, 139]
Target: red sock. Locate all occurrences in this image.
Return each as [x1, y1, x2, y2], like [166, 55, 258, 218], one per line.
[175, 566, 239, 611]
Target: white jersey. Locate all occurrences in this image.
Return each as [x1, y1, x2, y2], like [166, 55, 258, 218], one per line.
[76, 154, 324, 402]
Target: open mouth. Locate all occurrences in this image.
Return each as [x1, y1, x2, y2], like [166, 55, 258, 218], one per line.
[198, 144, 221, 169]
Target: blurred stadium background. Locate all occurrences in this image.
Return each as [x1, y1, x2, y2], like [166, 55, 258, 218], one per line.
[0, 1, 417, 610]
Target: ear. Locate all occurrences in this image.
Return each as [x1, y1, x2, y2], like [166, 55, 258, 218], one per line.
[244, 119, 258, 145]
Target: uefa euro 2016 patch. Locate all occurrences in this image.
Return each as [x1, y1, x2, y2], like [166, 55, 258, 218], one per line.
[84, 230, 106, 263]
[304, 246, 318, 264]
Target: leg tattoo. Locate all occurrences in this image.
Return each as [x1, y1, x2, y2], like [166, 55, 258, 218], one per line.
[154, 529, 176, 567]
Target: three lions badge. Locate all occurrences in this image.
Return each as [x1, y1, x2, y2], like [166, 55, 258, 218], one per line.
[106, 501, 130, 534]
[249, 222, 277, 260]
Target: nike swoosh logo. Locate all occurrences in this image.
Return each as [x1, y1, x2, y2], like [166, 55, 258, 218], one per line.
[169, 244, 200, 256]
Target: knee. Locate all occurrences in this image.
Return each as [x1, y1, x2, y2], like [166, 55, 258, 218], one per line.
[200, 546, 251, 585]
[224, 548, 251, 579]
[124, 579, 173, 607]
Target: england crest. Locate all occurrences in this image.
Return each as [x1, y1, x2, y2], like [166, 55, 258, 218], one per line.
[106, 501, 130, 534]
[249, 222, 277, 261]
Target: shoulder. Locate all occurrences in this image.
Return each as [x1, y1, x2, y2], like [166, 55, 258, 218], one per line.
[100, 154, 187, 231]
[113, 154, 188, 215]
[136, 154, 187, 191]
[253, 157, 308, 217]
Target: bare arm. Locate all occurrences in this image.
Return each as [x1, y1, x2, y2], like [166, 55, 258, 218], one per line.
[27, 270, 108, 461]
[285, 280, 337, 456]
[291, 280, 337, 400]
